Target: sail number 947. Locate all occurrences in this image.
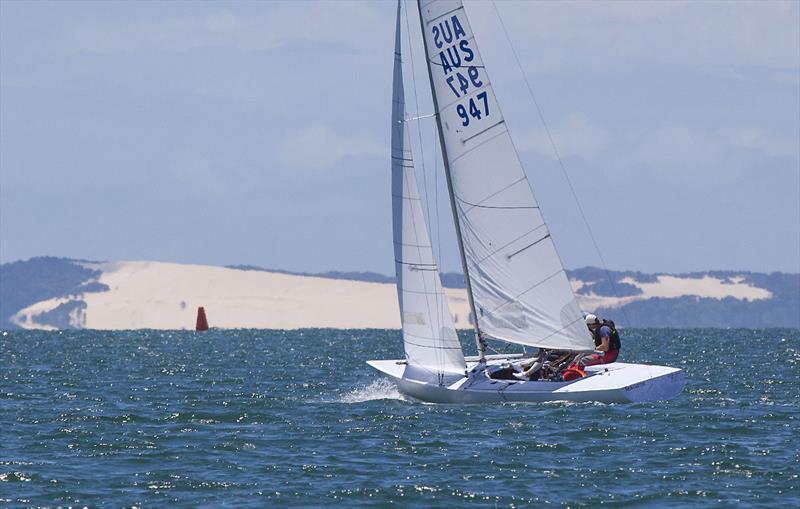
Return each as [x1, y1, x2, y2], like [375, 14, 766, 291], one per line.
[456, 91, 489, 127]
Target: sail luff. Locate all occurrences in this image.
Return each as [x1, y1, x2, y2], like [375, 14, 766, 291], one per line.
[392, 0, 466, 382]
[415, 0, 485, 361]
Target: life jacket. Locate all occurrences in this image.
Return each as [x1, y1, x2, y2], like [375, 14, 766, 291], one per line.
[592, 319, 621, 351]
[562, 367, 586, 381]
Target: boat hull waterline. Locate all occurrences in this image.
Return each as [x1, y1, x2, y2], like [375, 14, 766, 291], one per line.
[367, 359, 685, 404]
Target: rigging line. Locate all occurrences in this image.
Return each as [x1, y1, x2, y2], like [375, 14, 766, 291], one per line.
[395, 259, 438, 269]
[459, 201, 539, 211]
[458, 176, 528, 213]
[402, 1, 430, 240]
[392, 194, 423, 201]
[484, 337, 516, 356]
[404, 0, 445, 376]
[401, 287, 450, 296]
[404, 340, 463, 351]
[394, 241, 434, 249]
[406, 113, 436, 121]
[490, 0, 630, 325]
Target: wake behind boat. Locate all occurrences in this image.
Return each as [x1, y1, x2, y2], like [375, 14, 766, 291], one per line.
[368, 0, 685, 404]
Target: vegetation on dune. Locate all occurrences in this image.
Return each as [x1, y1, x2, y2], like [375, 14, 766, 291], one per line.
[0, 257, 108, 329]
[601, 293, 799, 328]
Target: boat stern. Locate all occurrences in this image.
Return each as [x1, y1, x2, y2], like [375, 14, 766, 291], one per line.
[574, 363, 686, 403]
[619, 366, 685, 402]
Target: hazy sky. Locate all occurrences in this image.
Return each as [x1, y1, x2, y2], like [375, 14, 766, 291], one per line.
[1, 0, 798, 274]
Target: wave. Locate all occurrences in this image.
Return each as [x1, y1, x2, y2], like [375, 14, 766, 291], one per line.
[339, 378, 406, 403]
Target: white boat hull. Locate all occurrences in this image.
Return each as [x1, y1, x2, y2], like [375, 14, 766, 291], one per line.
[367, 358, 685, 404]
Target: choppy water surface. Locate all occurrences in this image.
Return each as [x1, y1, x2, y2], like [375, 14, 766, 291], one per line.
[1, 328, 798, 507]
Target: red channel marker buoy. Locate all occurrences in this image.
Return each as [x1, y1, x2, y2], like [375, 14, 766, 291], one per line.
[195, 306, 209, 331]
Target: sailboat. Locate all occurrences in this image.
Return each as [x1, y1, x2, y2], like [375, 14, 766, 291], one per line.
[367, 0, 685, 404]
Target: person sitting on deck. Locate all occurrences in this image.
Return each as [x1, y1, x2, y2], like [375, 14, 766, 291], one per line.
[513, 349, 575, 380]
[576, 314, 621, 367]
[513, 349, 546, 380]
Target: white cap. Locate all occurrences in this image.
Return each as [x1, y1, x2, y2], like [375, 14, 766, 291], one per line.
[584, 314, 599, 325]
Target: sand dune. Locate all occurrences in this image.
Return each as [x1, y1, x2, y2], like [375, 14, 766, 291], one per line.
[11, 261, 772, 330]
[13, 261, 472, 330]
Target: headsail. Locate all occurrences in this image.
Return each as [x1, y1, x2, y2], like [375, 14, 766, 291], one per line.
[417, 0, 593, 351]
[392, 1, 466, 382]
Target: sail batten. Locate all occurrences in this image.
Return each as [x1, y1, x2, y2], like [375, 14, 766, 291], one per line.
[392, 0, 466, 381]
[417, 0, 593, 351]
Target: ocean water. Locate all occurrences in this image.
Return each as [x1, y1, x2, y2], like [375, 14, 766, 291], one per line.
[1, 328, 798, 508]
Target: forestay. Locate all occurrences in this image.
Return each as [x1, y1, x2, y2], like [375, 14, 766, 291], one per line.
[392, 2, 466, 382]
[417, 0, 592, 351]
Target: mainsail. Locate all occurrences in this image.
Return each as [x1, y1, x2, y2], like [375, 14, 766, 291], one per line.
[417, 0, 593, 351]
[392, 1, 466, 382]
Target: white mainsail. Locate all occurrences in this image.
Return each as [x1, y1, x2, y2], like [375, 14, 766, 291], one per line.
[392, 1, 466, 382]
[417, 0, 593, 351]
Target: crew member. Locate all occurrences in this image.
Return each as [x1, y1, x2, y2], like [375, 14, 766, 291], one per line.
[514, 349, 546, 380]
[578, 313, 621, 367]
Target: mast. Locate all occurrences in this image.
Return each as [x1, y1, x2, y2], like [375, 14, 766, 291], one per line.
[415, 0, 485, 362]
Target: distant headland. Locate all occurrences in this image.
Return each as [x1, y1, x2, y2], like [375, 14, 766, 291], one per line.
[1, 257, 797, 330]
